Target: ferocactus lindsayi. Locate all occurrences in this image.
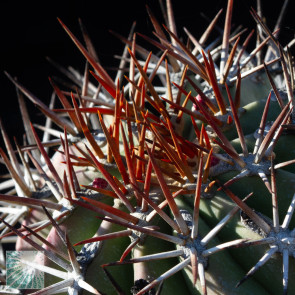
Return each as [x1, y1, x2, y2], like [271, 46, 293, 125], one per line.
[1, 1, 295, 294]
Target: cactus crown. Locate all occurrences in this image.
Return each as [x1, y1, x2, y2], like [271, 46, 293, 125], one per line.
[1, 1, 295, 295]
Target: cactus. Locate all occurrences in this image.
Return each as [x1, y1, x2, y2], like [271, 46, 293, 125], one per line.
[1, 1, 295, 294]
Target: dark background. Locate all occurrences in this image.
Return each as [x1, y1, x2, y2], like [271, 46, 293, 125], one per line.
[0, 0, 294, 147]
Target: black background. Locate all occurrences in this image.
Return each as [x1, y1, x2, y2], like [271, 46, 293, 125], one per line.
[0, 0, 294, 147]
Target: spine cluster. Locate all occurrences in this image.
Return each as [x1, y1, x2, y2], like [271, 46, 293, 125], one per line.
[1, 1, 295, 294]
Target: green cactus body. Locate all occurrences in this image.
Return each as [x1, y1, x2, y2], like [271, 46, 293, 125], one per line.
[174, 196, 270, 295]
[84, 220, 133, 294]
[198, 194, 295, 295]
[130, 214, 191, 295]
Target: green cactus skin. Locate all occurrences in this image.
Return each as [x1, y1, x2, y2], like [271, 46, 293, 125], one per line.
[175, 196, 270, 295]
